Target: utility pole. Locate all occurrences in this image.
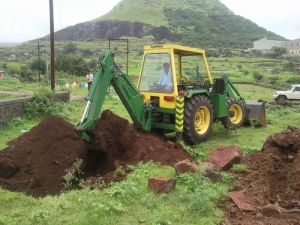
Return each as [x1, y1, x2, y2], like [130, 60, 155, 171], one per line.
[38, 42, 41, 82]
[49, 0, 55, 91]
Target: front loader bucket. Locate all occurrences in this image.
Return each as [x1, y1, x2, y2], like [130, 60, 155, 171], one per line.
[245, 101, 267, 127]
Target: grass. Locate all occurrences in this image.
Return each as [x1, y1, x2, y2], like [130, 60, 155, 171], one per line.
[0, 163, 230, 225]
[232, 164, 248, 173]
[1, 57, 300, 224]
[0, 96, 299, 224]
[186, 104, 300, 160]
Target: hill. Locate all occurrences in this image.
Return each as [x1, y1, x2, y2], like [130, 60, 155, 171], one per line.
[53, 0, 284, 48]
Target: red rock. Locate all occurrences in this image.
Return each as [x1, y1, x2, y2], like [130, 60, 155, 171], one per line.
[148, 176, 176, 193]
[261, 204, 281, 217]
[175, 159, 198, 174]
[229, 190, 254, 211]
[207, 145, 242, 170]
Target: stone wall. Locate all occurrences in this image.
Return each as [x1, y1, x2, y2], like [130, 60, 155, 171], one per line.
[0, 92, 70, 126]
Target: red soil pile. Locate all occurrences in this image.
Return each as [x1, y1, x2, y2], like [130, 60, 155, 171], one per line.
[0, 117, 87, 197]
[0, 110, 192, 197]
[223, 127, 300, 225]
[86, 110, 192, 179]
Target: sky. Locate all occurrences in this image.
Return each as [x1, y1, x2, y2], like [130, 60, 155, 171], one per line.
[0, 0, 299, 43]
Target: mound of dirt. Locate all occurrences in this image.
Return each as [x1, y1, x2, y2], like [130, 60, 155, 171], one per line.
[223, 127, 300, 225]
[0, 117, 87, 197]
[0, 110, 192, 197]
[85, 110, 192, 179]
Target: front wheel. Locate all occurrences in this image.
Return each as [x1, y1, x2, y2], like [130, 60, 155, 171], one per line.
[183, 95, 213, 144]
[222, 99, 245, 130]
[276, 95, 287, 105]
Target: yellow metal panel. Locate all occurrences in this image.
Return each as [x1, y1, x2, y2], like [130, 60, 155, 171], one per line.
[203, 53, 213, 85]
[175, 97, 185, 132]
[144, 44, 206, 55]
[142, 92, 176, 108]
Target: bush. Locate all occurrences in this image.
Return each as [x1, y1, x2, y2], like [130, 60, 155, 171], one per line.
[283, 62, 295, 72]
[241, 70, 249, 75]
[20, 66, 33, 81]
[30, 59, 47, 74]
[25, 89, 56, 117]
[252, 72, 264, 82]
[286, 76, 300, 84]
[271, 68, 280, 74]
[56, 54, 89, 76]
[268, 76, 279, 85]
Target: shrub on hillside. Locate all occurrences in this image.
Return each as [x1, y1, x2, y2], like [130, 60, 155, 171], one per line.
[283, 62, 295, 72]
[25, 89, 56, 118]
[268, 76, 279, 85]
[252, 72, 264, 82]
[20, 66, 34, 82]
[286, 76, 300, 84]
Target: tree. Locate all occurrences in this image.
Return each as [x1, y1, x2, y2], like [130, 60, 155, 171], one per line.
[253, 72, 264, 82]
[88, 58, 98, 70]
[56, 54, 89, 76]
[283, 61, 295, 72]
[272, 47, 287, 57]
[30, 59, 46, 74]
[63, 42, 78, 54]
[20, 66, 33, 81]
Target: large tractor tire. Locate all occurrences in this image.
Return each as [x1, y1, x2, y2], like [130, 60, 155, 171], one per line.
[222, 99, 245, 130]
[183, 95, 213, 144]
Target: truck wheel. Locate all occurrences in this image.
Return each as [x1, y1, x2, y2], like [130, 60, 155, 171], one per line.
[183, 95, 213, 144]
[277, 95, 287, 105]
[222, 99, 245, 130]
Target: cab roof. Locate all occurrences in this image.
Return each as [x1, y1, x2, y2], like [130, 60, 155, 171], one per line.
[144, 44, 206, 56]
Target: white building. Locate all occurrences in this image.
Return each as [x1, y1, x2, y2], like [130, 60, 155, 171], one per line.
[282, 39, 300, 57]
[250, 38, 284, 54]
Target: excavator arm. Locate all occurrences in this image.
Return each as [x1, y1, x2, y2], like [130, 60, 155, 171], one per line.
[77, 50, 152, 142]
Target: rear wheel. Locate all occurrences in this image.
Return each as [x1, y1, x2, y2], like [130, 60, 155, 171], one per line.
[183, 95, 213, 144]
[222, 99, 245, 130]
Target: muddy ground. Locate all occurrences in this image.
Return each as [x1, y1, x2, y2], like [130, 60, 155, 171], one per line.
[223, 127, 300, 225]
[0, 110, 191, 197]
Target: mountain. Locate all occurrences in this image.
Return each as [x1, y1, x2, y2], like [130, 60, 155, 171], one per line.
[54, 0, 285, 48]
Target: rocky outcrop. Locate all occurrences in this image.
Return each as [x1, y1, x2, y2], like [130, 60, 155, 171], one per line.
[54, 20, 181, 41]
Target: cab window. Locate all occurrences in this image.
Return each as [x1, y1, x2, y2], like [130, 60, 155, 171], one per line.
[180, 55, 206, 82]
[139, 53, 173, 93]
[294, 86, 300, 91]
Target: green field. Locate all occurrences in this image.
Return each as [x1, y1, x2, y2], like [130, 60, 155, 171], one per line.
[0, 84, 300, 224]
[1, 39, 300, 224]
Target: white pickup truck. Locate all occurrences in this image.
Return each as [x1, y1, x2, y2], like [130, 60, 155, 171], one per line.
[273, 84, 300, 104]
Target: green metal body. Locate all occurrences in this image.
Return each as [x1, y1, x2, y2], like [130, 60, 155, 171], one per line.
[77, 51, 151, 141]
[77, 50, 250, 142]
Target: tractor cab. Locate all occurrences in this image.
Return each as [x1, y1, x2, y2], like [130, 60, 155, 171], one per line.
[138, 44, 213, 109]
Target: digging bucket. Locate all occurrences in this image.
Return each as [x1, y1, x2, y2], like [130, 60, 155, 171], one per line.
[245, 101, 266, 127]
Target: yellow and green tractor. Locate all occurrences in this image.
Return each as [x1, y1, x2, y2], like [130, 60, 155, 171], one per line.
[78, 44, 266, 144]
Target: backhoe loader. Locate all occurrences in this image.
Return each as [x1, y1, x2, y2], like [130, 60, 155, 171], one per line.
[77, 44, 266, 144]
